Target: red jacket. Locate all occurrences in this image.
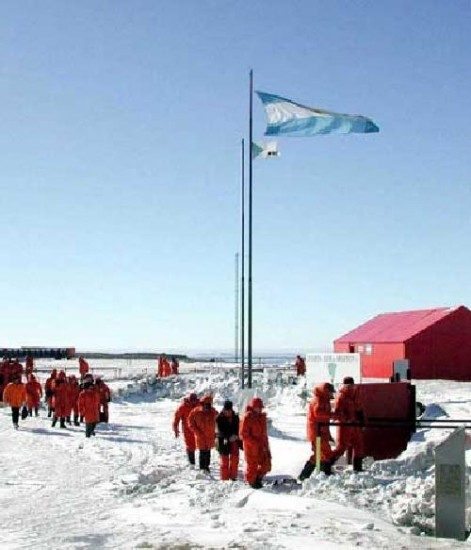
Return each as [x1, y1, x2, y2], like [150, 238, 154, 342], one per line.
[52, 379, 68, 417]
[188, 404, 218, 450]
[239, 407, 270, 463]
[78, 388, 100, 423]
[25, 376, 42, 408]
[3, 382, 26, 408]
[307, 383, 334, 442]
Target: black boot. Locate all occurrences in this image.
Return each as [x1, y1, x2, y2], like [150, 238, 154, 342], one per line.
[353, 457, 363, 472]
[66, 416, 72, 425]
[48, 408, 52, 418]
[60, 417, 66, 429]
[34, 407, 39, 417]
[320, 461, 333, 476]
[187, 450, 195, 465]
[51, 416, 57, 427]
[298, 460, 315, 481]
[199, 450, 210, 471]
[74, 416, 80, 426]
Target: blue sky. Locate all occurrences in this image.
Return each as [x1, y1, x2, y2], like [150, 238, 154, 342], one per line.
[1, 1, 470, 353]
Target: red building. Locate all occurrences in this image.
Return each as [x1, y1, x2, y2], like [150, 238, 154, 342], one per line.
[334, 306, 471, 380]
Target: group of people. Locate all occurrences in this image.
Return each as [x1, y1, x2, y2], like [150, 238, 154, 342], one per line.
[173, 393, 271, 489]
[173, 376, 364, 488]
[157, 355, 180, 378]
[2, 358, 112, 438]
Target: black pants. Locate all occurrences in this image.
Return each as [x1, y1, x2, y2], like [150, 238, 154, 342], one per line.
[199, 449, 211, 471]
[85, 422, 96, 438]
[11, 407, 20, 426]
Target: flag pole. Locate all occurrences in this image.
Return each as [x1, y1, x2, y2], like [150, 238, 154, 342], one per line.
[240, 138, 245, 389]
[248, 69, 253, 389]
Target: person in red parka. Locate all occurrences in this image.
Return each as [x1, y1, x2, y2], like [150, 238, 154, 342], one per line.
[299, 382, 336, 480]
[170, 357, 180, 375]
[95, 377, 112, 422]
[51, 371, 68, 429]
[331, 376, 365, 472]
[45, 369, 57, 418]
[173, 393, 199, 465]
[25, 355, 34, 377]
[239, 397, 271, 489]
[188, 394, 218, 472]
[78, 378, 100, 438]
[67, 375, 81, 426]
[25, 374, 42, 417]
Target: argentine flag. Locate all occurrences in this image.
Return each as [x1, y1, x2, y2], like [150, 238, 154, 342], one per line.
[256, 91, 379, 137]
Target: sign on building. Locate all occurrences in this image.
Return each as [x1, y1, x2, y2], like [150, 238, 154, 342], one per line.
[305, 353, 361, 388]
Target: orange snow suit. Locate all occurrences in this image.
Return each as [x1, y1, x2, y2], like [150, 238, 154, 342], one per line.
[332, 384, 365, 461]
[78, 387, 101, 423]
[173, 398, 198, 452]
[25, 375, 42, 409]
[2, 381, 27, 407]
[239, 406, 271, 485]
[188, 401, 218, 450]
[307, 383, 335, 464]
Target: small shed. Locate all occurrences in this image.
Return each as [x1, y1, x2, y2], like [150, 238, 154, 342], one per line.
[334, 306, 471, 380]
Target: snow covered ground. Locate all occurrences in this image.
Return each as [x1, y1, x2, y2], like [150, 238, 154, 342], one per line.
[1, 359, 471, 549]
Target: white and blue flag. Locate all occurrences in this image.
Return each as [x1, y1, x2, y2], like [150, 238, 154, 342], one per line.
[256, 91, 379, 137]
[252, 141, 280, 160]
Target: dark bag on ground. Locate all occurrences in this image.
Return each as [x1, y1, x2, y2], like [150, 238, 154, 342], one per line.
[21, 406, 28, 420]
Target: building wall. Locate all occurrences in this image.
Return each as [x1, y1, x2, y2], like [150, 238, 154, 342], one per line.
[334, 341, 405, 378]
[406, 306, 471, 380]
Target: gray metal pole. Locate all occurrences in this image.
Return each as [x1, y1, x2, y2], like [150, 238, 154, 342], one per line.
[248, 70, 253, 389]
[241, 139, 245, 389]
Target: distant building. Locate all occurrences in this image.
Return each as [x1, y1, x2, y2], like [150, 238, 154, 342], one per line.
[334, 306, 471, 381]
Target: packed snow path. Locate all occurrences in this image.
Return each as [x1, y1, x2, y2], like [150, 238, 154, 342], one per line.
[0, 373, 469, 549]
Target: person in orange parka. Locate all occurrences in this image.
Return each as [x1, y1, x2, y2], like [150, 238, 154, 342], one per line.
[188, 394, 218, 472]
[45, 369, 57, 418]
[67, 375, 81, 426]
[298, 382, 336, 481]
[295, 355, 306, 376]
[77, 377, 100, 438]
[95, 377, 112, 422]
[239, 397, 271, 489]
[3, 376, 27, 429]
[25, 374, 43, 417]
[173, 393, 199, 465]
[51, 371, 68, 429]
[331, 376, 365, 472]
[78, 356, 90, 379]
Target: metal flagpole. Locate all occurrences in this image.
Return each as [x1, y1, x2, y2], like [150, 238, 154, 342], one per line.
[234, 252, 239, 366]
[241, 139, 245, 388]
[247, 69, 253, 389]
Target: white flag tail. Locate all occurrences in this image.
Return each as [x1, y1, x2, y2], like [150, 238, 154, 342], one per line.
[252, 141, 280, 160]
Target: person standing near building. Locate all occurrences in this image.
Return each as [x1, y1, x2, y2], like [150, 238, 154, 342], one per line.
[2, 376, 27, 429]
[67, 375, 81, 426]
[188, 394, 218, 472]
[173, 393, 199, 465]
[331, 376, 365, 472]
[295, 355, 306, 376]
[170, 357, 180, 375]
[216, 400, 241, 481]
[239, 397, 271, 489]
[44, 368, 57, 418]
[299, 382, 336, 480]
[51, 371, 68, 429]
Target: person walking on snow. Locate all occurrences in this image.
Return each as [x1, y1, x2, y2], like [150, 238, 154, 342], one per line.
[299, 382, 336, 481]
[44, 368, 57, 418]
[170, 357, 180, 375]
[188, 394, 218, 472]
[239, 397, 271, 489]
[51, 371, 68, 429]
[78, 377, 100, 437]
[95, 377, 112, 422]
[2, 376, 27, 429]
[173, 393, 199, 465]
[216, 400, 241, 481]
[25, 373, 42, 417]
[331, 376, 365, 472]
[78, 356, 90, 380]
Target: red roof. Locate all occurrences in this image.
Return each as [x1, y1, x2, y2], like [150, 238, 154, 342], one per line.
[335, 307, 459, 343]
